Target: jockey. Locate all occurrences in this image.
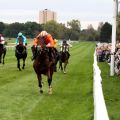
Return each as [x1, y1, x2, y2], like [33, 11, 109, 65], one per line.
[0, 34, 6, 49]
[32, 31, 56, 66]
[15, 32, 27, 54]
[60, 40, 71, 58]
[16, 32, 27, 46]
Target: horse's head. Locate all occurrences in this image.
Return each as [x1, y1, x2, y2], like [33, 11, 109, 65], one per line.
[16, 44, 26, 54]
[37, 46, 49, 59]
[62, 45, 69, 52]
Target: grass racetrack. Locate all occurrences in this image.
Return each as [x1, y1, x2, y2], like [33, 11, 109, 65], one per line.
[0, 41, 95, 120]
[99, 62, 120, 120]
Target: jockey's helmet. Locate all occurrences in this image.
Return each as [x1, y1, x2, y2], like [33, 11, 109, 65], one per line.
[39, 31, 48, 37]
[63, 40, 67, 44]
[18, 32, 22, 37]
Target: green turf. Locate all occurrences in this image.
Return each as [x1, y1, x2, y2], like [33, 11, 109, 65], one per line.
[0, 42, 95, 120]
[98, 62, 120, 120]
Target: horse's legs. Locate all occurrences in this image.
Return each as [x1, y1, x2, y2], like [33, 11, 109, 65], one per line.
[59, 61, 63, 71]
[63, 60, 68, 74]
[2, 50, 6, 64]
[17, 58, 21, 71]
[37, 74, 43, 93]
[54, 54, 59, 72]
[47, 69, 53, 95]
[0, 55, 1, 63]
[22, 58, 25, 69]
[63, 62, 67, 74]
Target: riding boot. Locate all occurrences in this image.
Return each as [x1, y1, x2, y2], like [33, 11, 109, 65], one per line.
[52, 48, 58, 72]
[48, 48, 55, 67]
[31, 46, 37, 60]
[25, 46, 27, 54]
[67, 51, 70, 58]
[15, 46, 17, 56]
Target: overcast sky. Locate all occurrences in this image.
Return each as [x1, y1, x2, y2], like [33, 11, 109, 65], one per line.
[0, 0, 113, 29]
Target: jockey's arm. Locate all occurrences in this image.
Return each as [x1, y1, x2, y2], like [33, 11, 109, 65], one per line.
[16, 37, 19, 45]
[0, 37, 5, 44]
[60, 45, 63, 51]
[23, 36, 26, 46]
[46, 35, 54, 47]
[1, 40, 5, 44]
[33, 38, 38, 47]
[68, 42, 72, 47]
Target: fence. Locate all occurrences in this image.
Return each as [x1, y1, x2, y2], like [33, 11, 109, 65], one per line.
[93, 50, 109, 120]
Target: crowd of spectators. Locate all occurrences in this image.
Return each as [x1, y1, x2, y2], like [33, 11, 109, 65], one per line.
[96, 41, 120, 75]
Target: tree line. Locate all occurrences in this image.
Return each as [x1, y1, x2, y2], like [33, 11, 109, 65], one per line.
[0, 18, 119, 42]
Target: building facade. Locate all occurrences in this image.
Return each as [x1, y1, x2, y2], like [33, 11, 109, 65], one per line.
[39, 9, 57, 24]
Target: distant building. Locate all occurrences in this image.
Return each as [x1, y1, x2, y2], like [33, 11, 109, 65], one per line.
[39, 9, 57, 24]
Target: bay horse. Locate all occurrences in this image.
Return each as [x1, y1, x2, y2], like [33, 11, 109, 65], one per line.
[33, 46, 55, 94]
[0, 44, 6, 64]
[15, 39, 27, 71]
[59, 45, 70, 74]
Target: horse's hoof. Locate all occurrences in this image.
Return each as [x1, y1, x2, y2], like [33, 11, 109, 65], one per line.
[40, 90, 43, 93]
[63, 71, 66, 74]
[48, 87, 52, 95]
[48, 91, 52, 95]
[42, 82, 44, 86]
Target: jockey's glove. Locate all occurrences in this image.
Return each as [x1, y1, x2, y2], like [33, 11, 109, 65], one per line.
[46, 43, 51, 47]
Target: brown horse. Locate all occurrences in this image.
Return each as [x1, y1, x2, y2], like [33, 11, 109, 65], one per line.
[0, 44, 6, 64]
[33, 46, 55, 94]
[59, 45, 70, 74]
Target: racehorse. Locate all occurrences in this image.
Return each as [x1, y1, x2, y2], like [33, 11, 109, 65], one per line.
[33, 46, 55, 94]
[59, 45, 70, 74]
[15, 40, 27, 71]
[0, 44, 6, 64]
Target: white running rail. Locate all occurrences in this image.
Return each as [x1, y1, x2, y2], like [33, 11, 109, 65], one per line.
[93, 51, 109, 120]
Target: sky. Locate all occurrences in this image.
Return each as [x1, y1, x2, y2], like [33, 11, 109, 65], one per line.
[0, 0, 114, 29]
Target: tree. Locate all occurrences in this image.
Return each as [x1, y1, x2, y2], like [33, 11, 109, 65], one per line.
[43, 20, 66, 39]
[4, 22, 25, 37]
[0, 22, 5, 34]
[24, 22, 43, 38]
[100, 22, 112, 42]
[67, 19, 81, 40]
[117, 12, 120, 41]
[43, 20, 59, 38]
